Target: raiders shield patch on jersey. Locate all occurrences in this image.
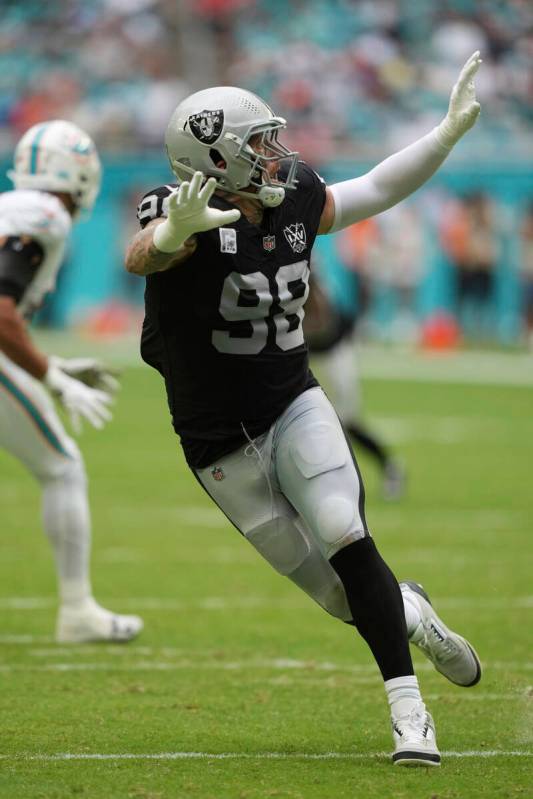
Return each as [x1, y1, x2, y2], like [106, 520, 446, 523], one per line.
[188, 109, 224, 145]
[284, 222, 307, 253]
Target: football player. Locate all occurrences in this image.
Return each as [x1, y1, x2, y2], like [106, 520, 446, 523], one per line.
[0, 120, 143, 643]
[125, 53, 483, 765]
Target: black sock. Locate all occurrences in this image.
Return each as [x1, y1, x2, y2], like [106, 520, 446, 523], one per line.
[346, 422, 389, 468]
[330, 537, 413, 681]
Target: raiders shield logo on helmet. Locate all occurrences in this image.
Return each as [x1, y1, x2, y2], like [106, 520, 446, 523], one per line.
[187, 109, 224, 145]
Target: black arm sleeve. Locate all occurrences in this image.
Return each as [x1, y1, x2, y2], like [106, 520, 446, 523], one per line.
[0, 237, 44, 303]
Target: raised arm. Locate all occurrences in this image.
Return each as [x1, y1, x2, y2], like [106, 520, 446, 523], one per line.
[319, 51, 482, 234]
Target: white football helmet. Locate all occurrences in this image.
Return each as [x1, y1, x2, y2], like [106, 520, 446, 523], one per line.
[165, 87, 299, 208]
[8, 120, 101, 213]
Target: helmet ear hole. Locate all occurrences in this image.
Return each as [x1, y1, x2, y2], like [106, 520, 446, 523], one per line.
[209, 149, 226, 169]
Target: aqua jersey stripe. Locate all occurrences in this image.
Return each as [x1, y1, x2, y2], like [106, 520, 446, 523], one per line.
[0, 370, 70, 457]
[29, 124, 49, 175]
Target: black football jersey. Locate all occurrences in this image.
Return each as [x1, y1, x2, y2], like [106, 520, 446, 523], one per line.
[136, 161, 326, 468]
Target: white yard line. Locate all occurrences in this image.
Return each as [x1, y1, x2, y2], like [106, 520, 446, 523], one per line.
[0, 635, 53, 644]
[0, 595, 532, 611]
[31, 333, 533, 387]
[1, 659, 532, 673]
[358, 346, 533, 388]
[371, 416, 533, 445]
[0, 750, 531, 762]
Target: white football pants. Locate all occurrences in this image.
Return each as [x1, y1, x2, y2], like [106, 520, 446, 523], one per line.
[312, 331, 362, 424]
[0, 352, 92, 604]
[196, 387, 370, 622]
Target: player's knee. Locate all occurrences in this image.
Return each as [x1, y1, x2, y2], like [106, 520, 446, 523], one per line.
[245, 517, 310, 576]
[38, 446, 86, 488]
[315, 494, 365, 553]
[288, 423, 365, 553]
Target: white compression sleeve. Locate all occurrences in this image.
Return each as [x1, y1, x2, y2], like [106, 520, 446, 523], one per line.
[328, 128, 451, 233]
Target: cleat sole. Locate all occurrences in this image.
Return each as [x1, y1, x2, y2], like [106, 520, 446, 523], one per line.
[393, 750, 441, 767]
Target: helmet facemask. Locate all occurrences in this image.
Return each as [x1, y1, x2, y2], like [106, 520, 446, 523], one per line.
[235, 122, 299, 198]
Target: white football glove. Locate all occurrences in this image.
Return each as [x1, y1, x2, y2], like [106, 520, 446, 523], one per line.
[48, 356, 120, 393]
[436, 51, 482, 149]
[153, 171, 241, 253]
[44, 359, 113, 434]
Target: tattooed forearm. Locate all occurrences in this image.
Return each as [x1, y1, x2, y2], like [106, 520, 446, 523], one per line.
[124, 220, 197, 276]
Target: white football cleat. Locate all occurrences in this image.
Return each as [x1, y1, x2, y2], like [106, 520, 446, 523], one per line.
[400, 581, 481, 687]
[56, 598, 143, 643]
[391, 700, 441, 767]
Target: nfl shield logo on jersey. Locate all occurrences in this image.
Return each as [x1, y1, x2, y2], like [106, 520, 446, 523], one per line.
[211, 466, 225, 481]
[283, 223, 307, 254]
[263, 235, 276, 251]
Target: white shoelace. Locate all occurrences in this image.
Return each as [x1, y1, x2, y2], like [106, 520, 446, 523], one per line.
[393, 708, 430, 745]
[419, 628, 458, 662]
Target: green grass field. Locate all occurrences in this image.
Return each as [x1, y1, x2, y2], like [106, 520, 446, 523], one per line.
[1, 341, 532, 798]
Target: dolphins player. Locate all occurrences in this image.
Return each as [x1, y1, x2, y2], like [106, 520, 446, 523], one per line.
[0, 120, 143, 643]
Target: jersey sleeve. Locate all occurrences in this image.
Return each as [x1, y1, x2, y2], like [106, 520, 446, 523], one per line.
[1, 192, 71, 252]
[0, 237, 45, 302]
[291, 161, 327, 242]
[136, 184, 177, 229]
[296, 161, 327, 211]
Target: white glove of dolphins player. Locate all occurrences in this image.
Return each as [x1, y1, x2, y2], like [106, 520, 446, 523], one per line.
[436, 51, 482, 148]
[44, 359, 114, 434]
[153, 171, 241, 253]
[48, 356, 120, 393]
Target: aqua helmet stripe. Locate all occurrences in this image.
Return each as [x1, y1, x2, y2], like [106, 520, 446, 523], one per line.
[29, 124, 49, 175]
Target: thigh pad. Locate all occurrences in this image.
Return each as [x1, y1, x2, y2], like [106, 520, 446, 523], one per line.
[289, 421, 347, 479]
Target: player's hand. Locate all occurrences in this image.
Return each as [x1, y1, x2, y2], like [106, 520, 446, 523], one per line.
[153, 171, 241, 253]
[436, 51, 482, 148]
[48, 356, 120, 393]
[44, 360, 113, 434]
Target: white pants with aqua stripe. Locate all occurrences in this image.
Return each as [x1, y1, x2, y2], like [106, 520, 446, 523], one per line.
[195, 387, 369, 622]
[0, 351, 80, 476]
[0, 351, 92, 602]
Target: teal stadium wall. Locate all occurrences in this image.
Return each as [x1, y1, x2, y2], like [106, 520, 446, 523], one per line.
[1, 158, 532, 343]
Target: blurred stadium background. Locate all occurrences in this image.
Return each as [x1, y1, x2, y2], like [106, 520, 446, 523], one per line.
[0, 0, 532, 346]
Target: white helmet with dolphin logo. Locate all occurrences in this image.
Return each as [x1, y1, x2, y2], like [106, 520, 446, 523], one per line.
[8, 120, 101, 213]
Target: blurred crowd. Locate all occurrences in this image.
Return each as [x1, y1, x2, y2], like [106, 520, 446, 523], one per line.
[1, 0, 532, 160]
[2, 0, 533, 346]
[314, 191, 533, 347]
